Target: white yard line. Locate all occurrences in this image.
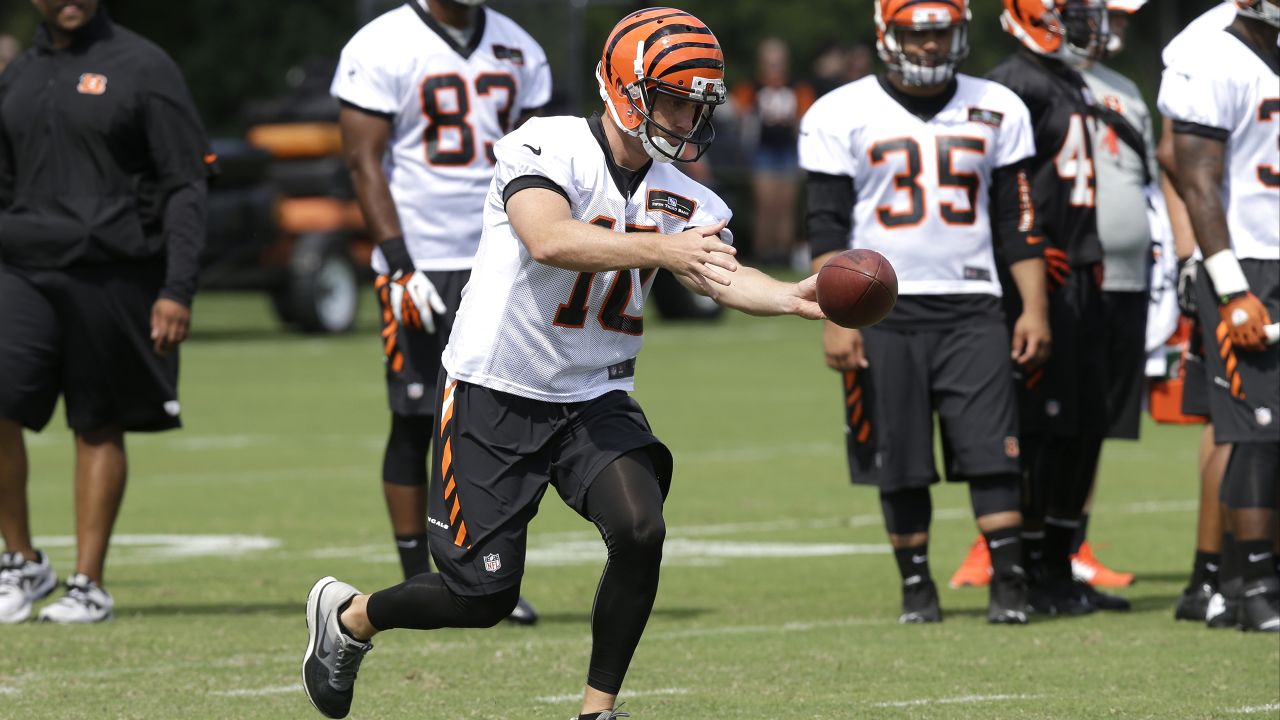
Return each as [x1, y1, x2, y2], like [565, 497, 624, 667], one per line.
[535, 687, 689, 704]
[0, 686, 19, 695]
[1227, 704, 1280, 715]
[210, 684, 301, 698]
[872, 694, 1041, 709]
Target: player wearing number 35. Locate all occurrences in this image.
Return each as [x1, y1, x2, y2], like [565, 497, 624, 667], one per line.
[304, 7, 822, 720]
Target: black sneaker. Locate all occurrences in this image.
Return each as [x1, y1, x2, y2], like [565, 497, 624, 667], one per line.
[507, 596, 539, 626]
[302, 577, 374, 719]
[1080, 582, 1130, 612]
[988, 567, 1029, 625]
[1028, 574, 1093, 616]
[1238, 577, 1280, 633]
[899, 576, 942, 624]
[1174, 582, 1215, 622]
[1205, 591, 1240, 629]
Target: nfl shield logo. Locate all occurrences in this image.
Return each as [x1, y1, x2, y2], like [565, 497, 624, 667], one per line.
[483, 553, 502, 573]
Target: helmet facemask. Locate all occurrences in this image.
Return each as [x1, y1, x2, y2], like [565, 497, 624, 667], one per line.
[1237, 0, 1280, 28]
[880, 22, 969, 87]
[1059, 0, 1110, 64]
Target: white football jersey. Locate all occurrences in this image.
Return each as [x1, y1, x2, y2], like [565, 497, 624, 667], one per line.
[1158, 29, 1280, 260]
[1162, 3, 1237, 68]
[798, 74, 1036, 296]
[331, 3, 552, 272]
[442, 115, 733, 403]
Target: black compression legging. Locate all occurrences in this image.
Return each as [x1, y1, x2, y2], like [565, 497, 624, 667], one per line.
[578, 450, 666, 695]
[362, 449, 666, 697]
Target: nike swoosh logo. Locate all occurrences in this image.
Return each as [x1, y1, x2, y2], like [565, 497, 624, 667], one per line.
[315, 585, 333, 660]
[396, 540, 418, 549]
[989, 537, 1018, 550]
[911, 555, 928, 564]
[1248, 552, 1273, 563]
[523, 144, 542, 155]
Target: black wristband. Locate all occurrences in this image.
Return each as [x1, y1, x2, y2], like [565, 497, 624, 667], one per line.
[379, 236, 414, 276]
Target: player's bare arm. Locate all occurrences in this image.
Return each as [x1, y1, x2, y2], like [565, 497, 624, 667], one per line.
[810, 250, 867, 370]
[505, 186, 737, 285]
[680, 256, 823, 319]
[339, 106, 402, 243]
[1007, 257, 1051, 367]
[1175, 130, 1273, 351]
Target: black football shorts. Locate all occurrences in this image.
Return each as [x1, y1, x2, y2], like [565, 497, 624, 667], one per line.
[375, 269, 469, 417]
[843, 319, 1022, 492]
[1100, 291, 1148, 440]
[426, 375, 673, 596]
[1194, 259, 1280, 444]
[1012, 264, 1109, 437]
[0, 261, 180, 433]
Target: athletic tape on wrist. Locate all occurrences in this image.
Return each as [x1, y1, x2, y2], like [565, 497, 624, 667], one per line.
[1202, 250, 1250, 300]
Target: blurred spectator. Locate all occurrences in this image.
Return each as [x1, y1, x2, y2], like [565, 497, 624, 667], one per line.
[0, 34, 20, 75]
[811, 40, 875, 98]
[732, 38, 813, 268]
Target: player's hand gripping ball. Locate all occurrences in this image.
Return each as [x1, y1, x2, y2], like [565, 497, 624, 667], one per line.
[816, 249, 898, 328]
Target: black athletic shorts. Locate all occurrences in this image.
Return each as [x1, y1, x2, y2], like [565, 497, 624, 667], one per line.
[1181, 315, 1211, 419]
[0, 261, 180, 433]
[1194, 258, 1280, 444]
[1008, 264, 1108, 437]
[843, 320, 1021, 492]
[1100, 291, 1148, 440]
[426, 376, 673, 596]
[375, 270, 469, 416]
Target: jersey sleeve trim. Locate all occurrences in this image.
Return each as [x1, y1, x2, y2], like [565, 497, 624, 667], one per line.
[1172, 120, 1229, 142]
[337, 98, 395, 122]
[503, 174, 570, 208]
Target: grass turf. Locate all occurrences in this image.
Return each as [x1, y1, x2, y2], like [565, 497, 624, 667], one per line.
[2, 291, 1277, 719]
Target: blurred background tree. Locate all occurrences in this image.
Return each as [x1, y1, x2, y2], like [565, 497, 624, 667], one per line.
[0, 0, 1225, 135]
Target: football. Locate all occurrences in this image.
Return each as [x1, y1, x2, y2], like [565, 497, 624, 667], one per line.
[815, 249, 898, 329]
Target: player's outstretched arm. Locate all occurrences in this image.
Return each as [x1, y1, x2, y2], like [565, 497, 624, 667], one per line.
[507, 187, 737, 287]
[676, 258, 825, 320]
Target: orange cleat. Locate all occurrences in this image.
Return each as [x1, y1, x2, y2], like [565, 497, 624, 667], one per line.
[1071, 541, 1136, 588]
[948, 536, 992, 588]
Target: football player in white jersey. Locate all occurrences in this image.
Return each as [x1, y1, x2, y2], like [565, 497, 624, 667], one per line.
[1159, 0, 1280, 633]
[330, 0, 548, 624]
[303, 9, 823, 719]
[799, 0, 1050, 625]
[1157, 1, 1240, 627]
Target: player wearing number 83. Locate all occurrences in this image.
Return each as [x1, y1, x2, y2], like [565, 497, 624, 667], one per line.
[303, 7, 823, 720]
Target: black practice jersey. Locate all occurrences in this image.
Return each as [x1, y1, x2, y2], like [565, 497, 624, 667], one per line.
[987, 50, 1103, 268]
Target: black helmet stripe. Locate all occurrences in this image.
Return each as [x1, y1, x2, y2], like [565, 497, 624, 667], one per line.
[603, 10, 694, 81]
[646, 41, 720, 79]
[655, 58, 724, 79]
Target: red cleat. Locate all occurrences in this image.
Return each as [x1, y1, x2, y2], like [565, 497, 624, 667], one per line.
[948, 536, 992, 588]
[1071, 541, 1136, 588]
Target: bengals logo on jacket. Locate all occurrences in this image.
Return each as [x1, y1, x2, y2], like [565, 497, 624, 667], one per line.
[76, 73, 108, 95]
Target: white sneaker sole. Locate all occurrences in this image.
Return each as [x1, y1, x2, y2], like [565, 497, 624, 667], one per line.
[302, 576, 338, 716]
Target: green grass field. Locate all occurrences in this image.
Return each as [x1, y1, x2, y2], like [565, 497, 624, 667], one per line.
[2, 291, 1277, 720]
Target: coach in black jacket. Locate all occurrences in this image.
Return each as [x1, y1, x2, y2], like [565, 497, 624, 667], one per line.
[0, 0, 212, 624]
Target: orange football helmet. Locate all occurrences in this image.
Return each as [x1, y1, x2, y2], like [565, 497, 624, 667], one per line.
[875, 0, 971, 87]
[1236, 0, 1280, 27]
[596, 7, 726, 163]
[1000, 0, 1109, 63]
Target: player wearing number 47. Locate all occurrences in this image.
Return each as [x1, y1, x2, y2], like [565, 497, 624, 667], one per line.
[304, 7, 822, 720]
[800, 0, 1051, 626]
[330, 0, 548, 622]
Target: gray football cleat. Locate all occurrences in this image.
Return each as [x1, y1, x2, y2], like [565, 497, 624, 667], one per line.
[0, 551, 58, 624]
[899, 576, 942, 624]
[575, 707, 631, 719]
[1238, 578, 1280, 633]
[302, 577, 373, 718]
[507, 595, 539, 625]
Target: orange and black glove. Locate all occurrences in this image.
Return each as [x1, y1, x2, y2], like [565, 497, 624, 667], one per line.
[1219, 292, 1273, 352]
